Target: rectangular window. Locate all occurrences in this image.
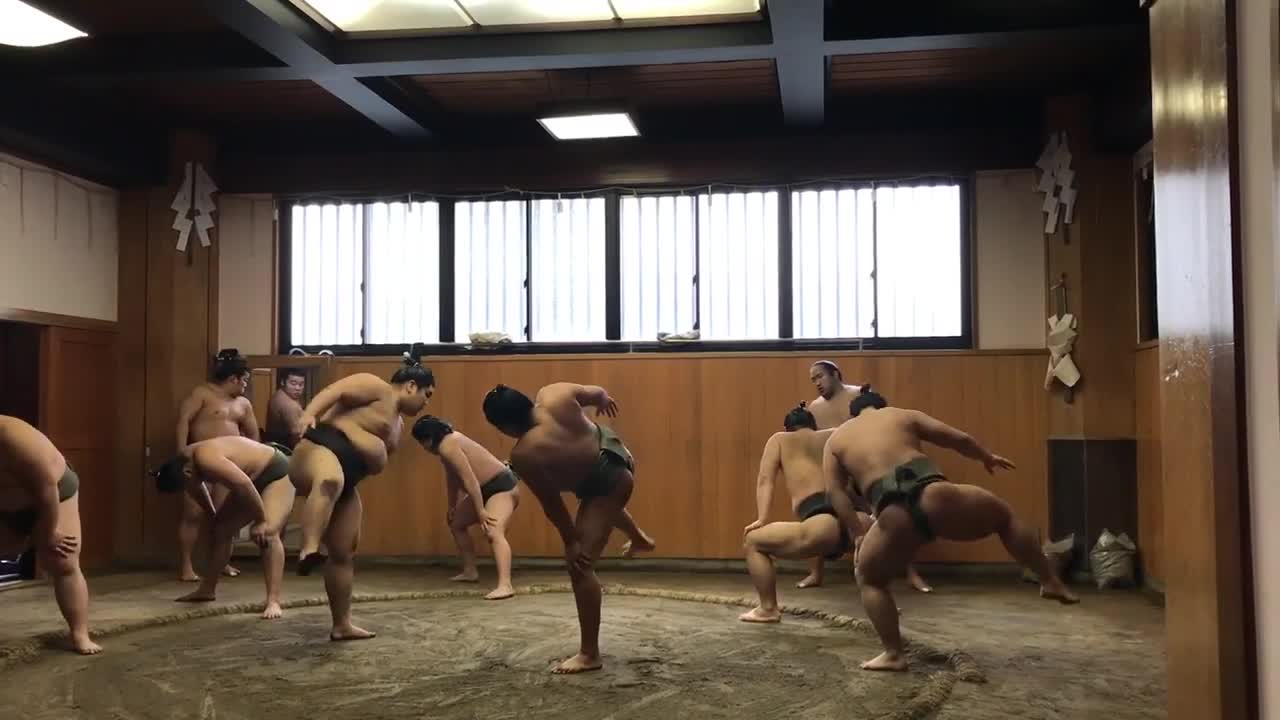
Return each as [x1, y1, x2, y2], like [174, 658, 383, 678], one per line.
[874, 183, 963, 337]
[454, 199, 527, 342]
[365, 201, 441, 344]
[620, 190, 779, 341]
[288, 201, 440, 347]
[791, 188, 875, 338]
[620, 194, 697, 340]
[791, 182, 963, 339]
[530, 197, 607, 341]
[289, 203, 363, 347]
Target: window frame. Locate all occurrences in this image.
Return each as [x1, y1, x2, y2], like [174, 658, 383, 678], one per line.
[276, 177, 973, 356]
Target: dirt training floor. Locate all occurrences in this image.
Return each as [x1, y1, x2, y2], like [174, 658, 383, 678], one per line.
[0, 565, 1165, 720]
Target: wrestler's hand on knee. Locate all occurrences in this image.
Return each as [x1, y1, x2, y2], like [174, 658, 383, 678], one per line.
[743, 519, 765, 536]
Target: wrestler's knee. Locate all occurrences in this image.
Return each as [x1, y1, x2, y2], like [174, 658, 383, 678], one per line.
[42, 550, 79, 578]
[315, 475, 344, 498]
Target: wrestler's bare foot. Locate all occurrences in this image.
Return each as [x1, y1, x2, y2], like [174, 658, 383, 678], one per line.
[621, 532, 656, 558]
[178, 571, 200, 583]
[795, 573, 823, 589]
[484, 585, 515, 600]
[330, 624, 376, 641]
[738, 607, 782, 624]
[908, 567, 933, 593]
[552, 652, 603, 674]
[1040, 581, 1080, 604]
[861, 651, 908, 672]
[450, 571, 479, 583]
[261, 602, 284, 620]
[71, 634, 103, 655]
[175, 590, 216, 603]
[221, 565, 240, 578]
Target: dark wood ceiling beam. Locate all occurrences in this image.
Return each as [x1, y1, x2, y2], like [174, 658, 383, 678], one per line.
[335, 22, 776, 76]
[768, 0, 826, 126]
[198, 0, 433, 139]
[823, 25, 1140, 57]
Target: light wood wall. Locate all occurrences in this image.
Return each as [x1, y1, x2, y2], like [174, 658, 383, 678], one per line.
[328, 349, 1048, 563]
[1134, 343, 1163, 585]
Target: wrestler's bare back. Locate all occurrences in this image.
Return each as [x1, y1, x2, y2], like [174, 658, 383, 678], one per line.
[442, 433, 507, 484]
[827, 408, 932, 495]
[511, 384, 603, 493]
[773, 430, 835, 510]
[0, 417, 65, 508]
[192, 436, 275, 482]
[186, 385, 254, 443]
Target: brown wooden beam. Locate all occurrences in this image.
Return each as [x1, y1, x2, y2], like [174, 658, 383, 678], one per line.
[219, 129, 1038, 195]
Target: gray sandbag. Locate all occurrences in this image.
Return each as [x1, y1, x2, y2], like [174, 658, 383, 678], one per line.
[1089, 529, 1137, 589]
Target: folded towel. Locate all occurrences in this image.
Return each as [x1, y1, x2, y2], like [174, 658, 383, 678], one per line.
[657, 329, 700, 343]
[469, 331, 513, 346]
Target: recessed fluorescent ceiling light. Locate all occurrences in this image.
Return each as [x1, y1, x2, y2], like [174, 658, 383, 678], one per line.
[610, 0, 760, 20]
[462, 0, 613, 26]
[538, 112, 638, 141]
[0, 0, 86, 47]
[299, 0, 470, 33]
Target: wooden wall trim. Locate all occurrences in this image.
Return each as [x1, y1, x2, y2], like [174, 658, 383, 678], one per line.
[0, 307, 117, 333]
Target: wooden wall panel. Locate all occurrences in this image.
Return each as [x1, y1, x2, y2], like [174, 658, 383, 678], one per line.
[1150, 0, 1252, 717]
[114, 190, 149, 561]
[1134, 344, 1163, 585]
[326, 350, 1048, 562]
[39, 326, 117, 571]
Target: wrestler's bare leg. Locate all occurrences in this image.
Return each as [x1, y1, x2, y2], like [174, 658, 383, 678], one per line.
[325, 490, 374, 641]
[919, 482, 1077, 603]
[795, 556, 824, 589]
[294, 443, 344, 576]
[554, 473, 634, 674]
[483, 490, 519, 600]
[741, 516, 841, 623]
[259, 479, 297, 619]
[36, 495, 101, 654]
[448, 497, 480, 582]
[177, 501, 251, 603]
[177, 490, 204, 582]
[209, 483, 240, 577]
[854, 517, 916, 671]
[617, 508, 656, 558]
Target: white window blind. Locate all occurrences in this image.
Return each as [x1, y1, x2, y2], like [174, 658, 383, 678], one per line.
[455, 199, 527, 342]
[530, 197, 607, 341]
[698, 190, 779, 339]
[364, 201, 440, 344]
[289, 203, 362, 347]
[620, 194, 697, 340]
[791, 188, 875, 339]
[874, 184, 963, 337]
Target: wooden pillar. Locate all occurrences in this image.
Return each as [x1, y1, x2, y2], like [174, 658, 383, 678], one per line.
[114, 130, 220, 564]
[1149, 1, 1254, 718]
[1041, 95, 1139, 569]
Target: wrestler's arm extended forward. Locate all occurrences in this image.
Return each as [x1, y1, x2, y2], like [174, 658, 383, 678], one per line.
[440, 440, 487, 519]
[908, 410, 1014, 472]
[749, 434, 781, 528]
[31, 474, 76, 557]
[199, 454, 267, 526]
